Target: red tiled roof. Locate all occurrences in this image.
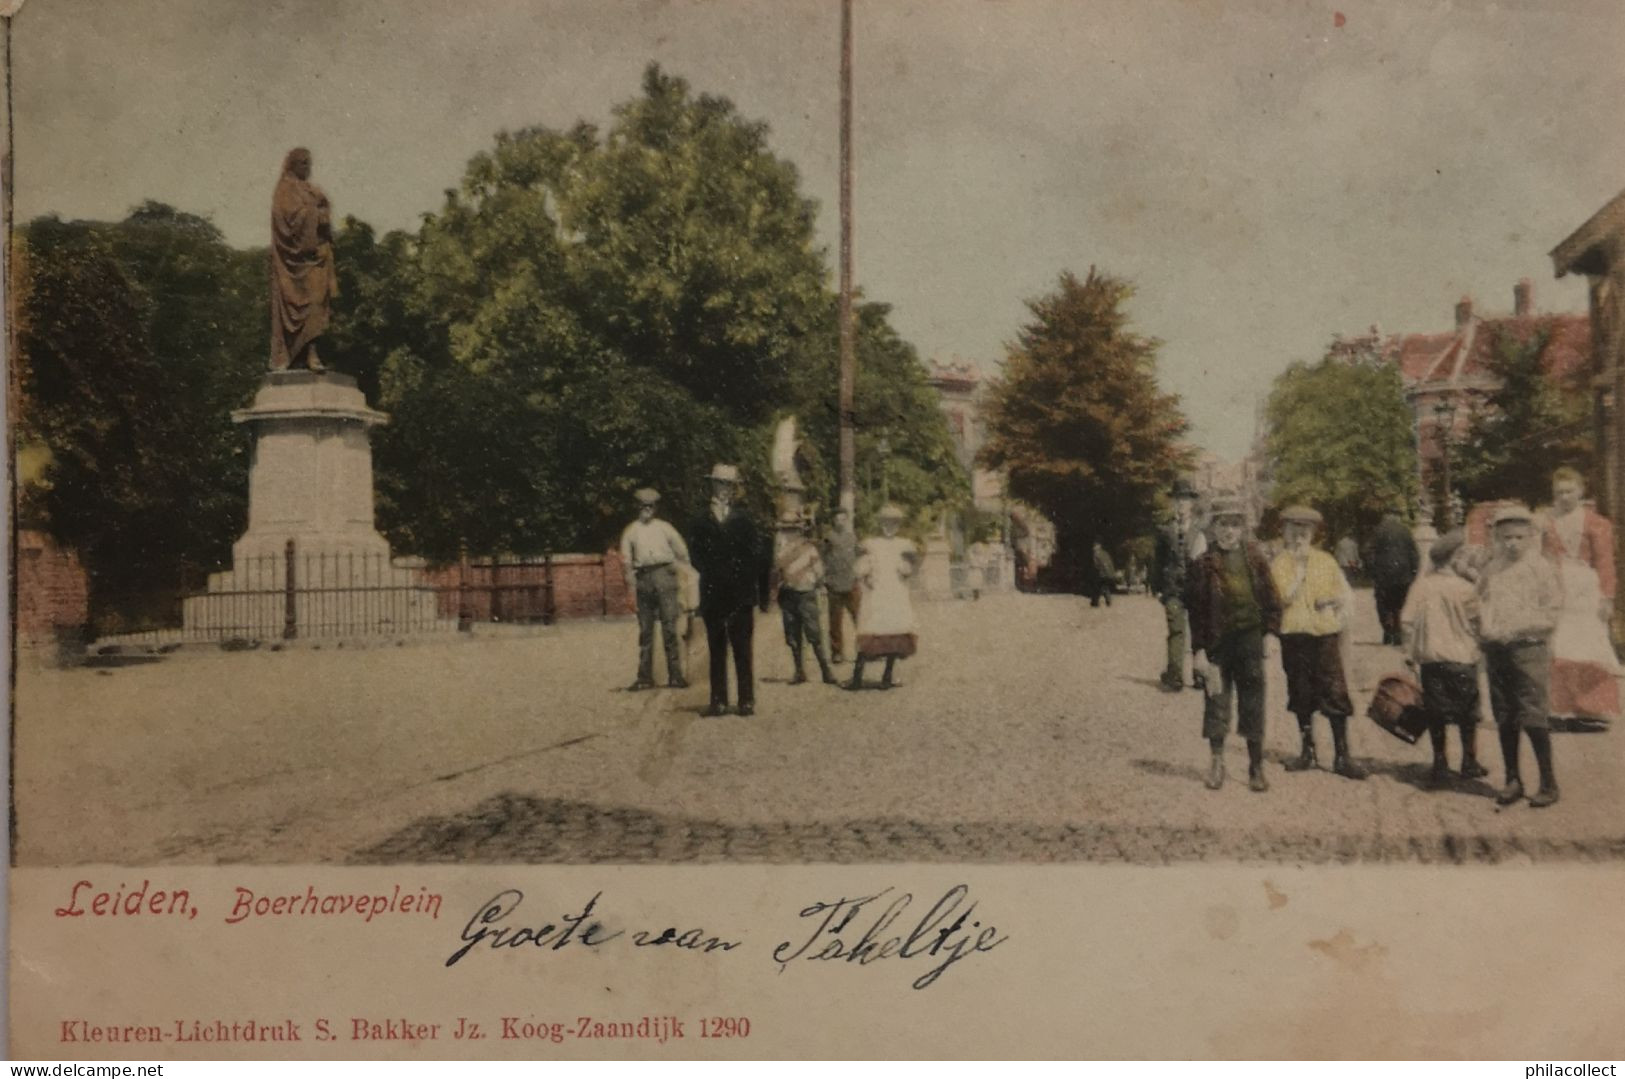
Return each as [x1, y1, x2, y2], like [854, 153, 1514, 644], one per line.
[1385, 313, 1589, 389]
[1383, 332, 1460, 384]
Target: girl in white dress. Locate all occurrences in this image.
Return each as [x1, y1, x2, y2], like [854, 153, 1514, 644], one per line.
[846, 504, 919, 691]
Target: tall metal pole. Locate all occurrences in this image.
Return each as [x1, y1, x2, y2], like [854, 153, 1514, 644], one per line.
[837, 0, 856, 515]
[3, 9, 15, 401]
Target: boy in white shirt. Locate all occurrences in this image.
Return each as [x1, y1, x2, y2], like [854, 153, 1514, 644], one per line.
[1477, 505, 1563, 807]
[1399, 531, 1487, 788]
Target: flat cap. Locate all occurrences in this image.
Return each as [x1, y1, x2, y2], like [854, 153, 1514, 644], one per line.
[1491, 503, 1534, 527]
[1278, 504, 1323, 525]
[634, 487, 660, 505]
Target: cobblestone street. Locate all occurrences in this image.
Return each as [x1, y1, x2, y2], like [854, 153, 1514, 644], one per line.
[16, 590, 1625, 865]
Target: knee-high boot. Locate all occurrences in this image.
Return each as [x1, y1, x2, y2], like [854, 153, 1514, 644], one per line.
[1527, 729, 1559, 808]
[1495, 724, 1523, 804]
[1328, 714, 1366, 780]
[845, 656, 866, 691]
[1285, 714, 1317, 772]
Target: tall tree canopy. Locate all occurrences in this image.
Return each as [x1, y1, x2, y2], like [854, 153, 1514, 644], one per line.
[357, 64, 962, 558]
[15, 205, 264, 630]
[1454, 325, 1594, 510]
[1264, 339, 1418, 542]
[979, 269, 1190, 585]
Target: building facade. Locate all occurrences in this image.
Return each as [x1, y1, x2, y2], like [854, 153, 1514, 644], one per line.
[1552, 186, 1625, 641]
[925, 357, 1054, 590]
[1374, 282, 1591, 522]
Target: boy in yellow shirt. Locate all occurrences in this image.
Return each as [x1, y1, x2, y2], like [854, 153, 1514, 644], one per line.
[1270, 505, 1366, 780]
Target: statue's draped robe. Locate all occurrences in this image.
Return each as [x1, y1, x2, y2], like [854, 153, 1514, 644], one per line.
[269, 171, 335, 369]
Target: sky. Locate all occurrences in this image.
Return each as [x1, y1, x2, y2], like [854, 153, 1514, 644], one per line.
[10, 0, 1625, 459]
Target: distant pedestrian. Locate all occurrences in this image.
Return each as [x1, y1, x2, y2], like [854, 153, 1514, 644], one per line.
[1367, 509, 1420, 646]
[1541, 467, 1619, 727]
[1334, 534, 1362, 579]
[1152, 479, 1201, 691]
[1126, 556, 1146, 594]
[822, 508, 861, 664]
[1271, 505, 1365, 780]
[847, 504, 919, 691]
[1186, 497, 1283, 793]
[1399, 530, 1489, 788]
[1478, 504, 1562, 807]
[1088, 541, 1117, 607]
[688, 464, 771, 717]
[618, 488, 690, 691]
[776, 513, 839, 686]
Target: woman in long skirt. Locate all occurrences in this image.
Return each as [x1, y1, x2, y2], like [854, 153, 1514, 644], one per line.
[847, 504, 918, 690]
[1542, 468, 1620, 727]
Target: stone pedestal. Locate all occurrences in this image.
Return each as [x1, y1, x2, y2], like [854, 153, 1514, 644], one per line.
[1412, 523, 1439, 573]
[773, 484, 808, 560]
[182, 371, 443, 640]
[230, 371, 390, 563]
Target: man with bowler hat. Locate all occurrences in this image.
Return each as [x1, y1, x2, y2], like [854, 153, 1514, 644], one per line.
[688, 464, 771, 716]
[618, 488, 690, 691]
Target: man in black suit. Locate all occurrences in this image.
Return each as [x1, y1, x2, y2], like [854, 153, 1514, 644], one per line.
[1366, 508, 1420, 646]
[688, 463, 771, 716]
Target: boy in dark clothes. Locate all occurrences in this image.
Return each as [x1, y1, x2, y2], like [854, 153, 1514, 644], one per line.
[1185, 498, 1284, 793]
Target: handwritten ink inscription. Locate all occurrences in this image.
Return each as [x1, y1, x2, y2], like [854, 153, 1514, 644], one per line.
[773, 884, 1008, 990]
[444, 883, 1005, 989]
[47, 879, 1009, 991]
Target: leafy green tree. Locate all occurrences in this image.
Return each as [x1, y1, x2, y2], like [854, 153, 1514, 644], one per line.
[784, 297, 969, 532]
[324, 217, 423, 404]
[1454, 324, 1594, 509]
[979, 269, 1191, 588]
[1264, 339, 1418, 542]
[15, 206, 264, 629]
[366, 64, 960, 556]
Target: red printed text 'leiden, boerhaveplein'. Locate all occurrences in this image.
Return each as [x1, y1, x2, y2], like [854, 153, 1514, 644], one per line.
[52, 880, 443, 925]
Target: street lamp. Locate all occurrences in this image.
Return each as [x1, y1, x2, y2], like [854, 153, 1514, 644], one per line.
[876, 430, 891, 506]
[1433, 398, 1458, 528]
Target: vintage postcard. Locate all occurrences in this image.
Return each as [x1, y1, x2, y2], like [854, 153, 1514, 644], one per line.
[7, 0, 1625, 1061]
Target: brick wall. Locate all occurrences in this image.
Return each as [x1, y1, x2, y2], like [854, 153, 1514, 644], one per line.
[15, 529, 90, 650]
[417, 552, 635, 623]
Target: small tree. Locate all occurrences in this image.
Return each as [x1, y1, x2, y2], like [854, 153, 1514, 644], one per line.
[1264, 339, 1418, 542]
[1454, 324, 1594, 509]
[979, 269, 1191, 589]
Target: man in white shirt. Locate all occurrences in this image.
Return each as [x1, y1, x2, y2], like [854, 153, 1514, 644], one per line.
[619, 488, 691, 690]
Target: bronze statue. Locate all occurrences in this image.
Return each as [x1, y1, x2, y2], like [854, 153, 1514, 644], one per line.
[269, 147, 336, 371]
